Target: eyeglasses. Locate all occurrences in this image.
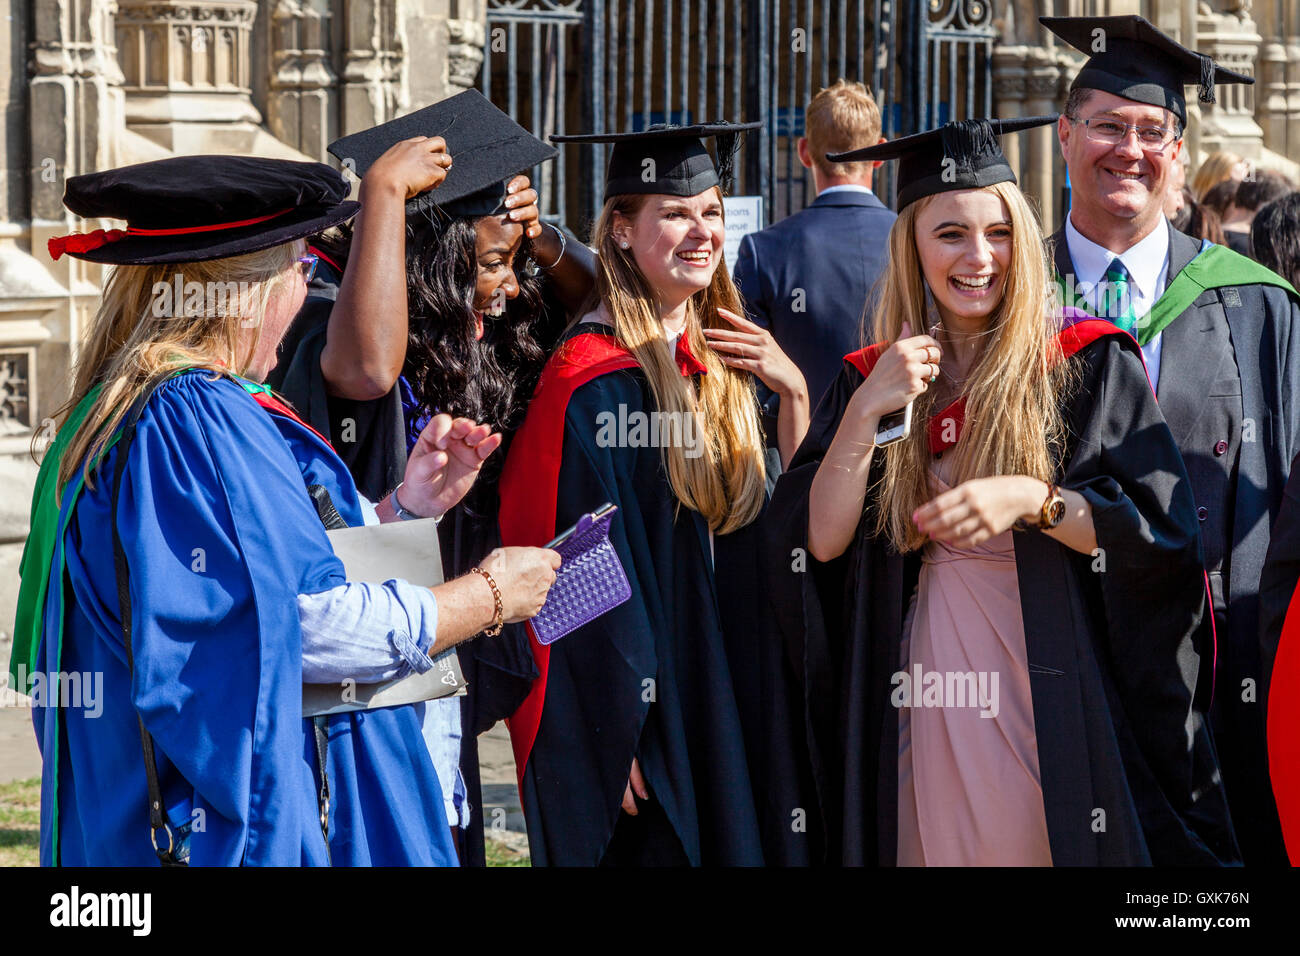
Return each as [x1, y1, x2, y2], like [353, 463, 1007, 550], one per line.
[1069, 116, 1179, 151]
[295, 253, 319, 282]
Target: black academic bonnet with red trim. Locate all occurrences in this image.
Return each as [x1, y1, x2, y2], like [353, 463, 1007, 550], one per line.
[1040, 15, 1253, 127]
[328, 89, 558, 219]
[551, 122, 762, 203]
[829, 115, 1057, 210]
[48, 155, 359, 265]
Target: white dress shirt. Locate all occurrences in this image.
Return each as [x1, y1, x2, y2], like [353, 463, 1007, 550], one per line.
[1064, 214, 1170, 390]
[295, 495, 468, 829]
[817, 183, 875, 198]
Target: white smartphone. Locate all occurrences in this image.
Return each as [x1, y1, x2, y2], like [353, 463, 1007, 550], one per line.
[874, 401, 914, 446]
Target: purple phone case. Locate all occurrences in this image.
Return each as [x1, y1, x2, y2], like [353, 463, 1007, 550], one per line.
[530, 507, 631, 645]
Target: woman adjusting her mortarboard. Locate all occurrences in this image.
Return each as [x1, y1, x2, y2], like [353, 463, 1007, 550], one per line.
[267, 89, 597, 866]
[762, 115, 1239, 865]
[12, 154, 560, 866]
[498, 122, 813, 866]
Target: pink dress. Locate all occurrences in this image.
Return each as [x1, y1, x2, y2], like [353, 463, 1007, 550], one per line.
[896, 473, 1053, 866]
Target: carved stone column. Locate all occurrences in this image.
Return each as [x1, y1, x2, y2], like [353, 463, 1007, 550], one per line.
[1023, 46, 1062, 229]
[269, 0, 338, 158]
[446, 17, 485, 91]
[991, 45, 1029, 179]
[1284, 0, 1300, 162]
[113, 0, 308, 156]
[1253, 0, 1289, 156]
[0, 248, 65, 454]
[116, 1, 259, 136]
[30, 0, 125, 222]
[24, 0, 125, 448]
[340, 0, 406, 135]
[1195, 4, 1265, 161]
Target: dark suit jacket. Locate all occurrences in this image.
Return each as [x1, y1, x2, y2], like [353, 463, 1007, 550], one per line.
[733, 189, 896, 412]
[1054, 220, 1300, 865]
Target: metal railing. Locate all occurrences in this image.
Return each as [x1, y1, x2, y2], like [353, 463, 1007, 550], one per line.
[480, 0, 998, 229]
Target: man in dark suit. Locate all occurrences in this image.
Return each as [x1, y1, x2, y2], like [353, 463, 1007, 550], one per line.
[733, 80, 896, 412]
[1045, 13, 1300, 865]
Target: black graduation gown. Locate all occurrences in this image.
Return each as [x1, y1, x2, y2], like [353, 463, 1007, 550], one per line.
[1053, 221, 1300, 865]
[266, 259, 405, 501]
[764, 327, 1240, 866]
[498, 323, 810, 866]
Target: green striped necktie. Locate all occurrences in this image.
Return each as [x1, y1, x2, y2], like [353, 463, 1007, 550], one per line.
[1101, 257, 1138, 334]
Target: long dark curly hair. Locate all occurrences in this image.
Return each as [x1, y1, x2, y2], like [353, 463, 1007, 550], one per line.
[318, 213, 555, 426]
[314, 212, 557, 510]
[402, 210, 552, 436]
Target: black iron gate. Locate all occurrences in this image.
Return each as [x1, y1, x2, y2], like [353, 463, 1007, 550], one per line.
[481, 0, 998, 230]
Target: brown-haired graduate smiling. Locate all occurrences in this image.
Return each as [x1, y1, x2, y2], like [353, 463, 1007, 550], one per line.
[498, 122, 812, 866]
[763, 117, 1239, 866]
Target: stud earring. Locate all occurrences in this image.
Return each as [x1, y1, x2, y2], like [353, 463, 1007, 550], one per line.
[620, 240, 629, 249]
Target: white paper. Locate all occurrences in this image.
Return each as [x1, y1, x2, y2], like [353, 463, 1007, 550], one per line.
[302, 518, 466, 717]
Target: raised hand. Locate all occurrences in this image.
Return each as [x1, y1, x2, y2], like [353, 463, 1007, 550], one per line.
[849, 320, 942, 424]
[503, 174, 544, 240]
[363, 135, 453, 201]
[704, 307, 809, 399]
[399, 414, 503, 519]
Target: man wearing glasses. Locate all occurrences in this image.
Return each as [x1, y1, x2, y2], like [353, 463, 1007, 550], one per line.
[1045, 14, 1300, 866]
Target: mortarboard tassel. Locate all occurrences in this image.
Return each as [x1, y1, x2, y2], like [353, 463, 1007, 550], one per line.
[1199, 53, 1217, 104]
[47, 228, 127, 260]
[940, 119, 999, 173]
[713, 127, 745, 195]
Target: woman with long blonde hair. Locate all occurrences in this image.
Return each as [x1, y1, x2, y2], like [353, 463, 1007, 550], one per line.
[498, 124, 811, 865]
[1191, 149, 1246, 202]
[11, 156, 560, 866]
[766, 118, 1237, 866]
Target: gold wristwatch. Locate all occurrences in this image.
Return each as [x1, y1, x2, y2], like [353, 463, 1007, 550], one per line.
[1017, 482, 1066, 531]
[1037, 482, 1066, 529]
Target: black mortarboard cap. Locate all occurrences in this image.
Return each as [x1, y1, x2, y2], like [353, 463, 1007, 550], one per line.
[48, 155, 359, 264]
[327, 89, 557, 218]
[1040, 15, 1254, 126]
[551, 122, 762, 202]
[828, 116, 1057, 210]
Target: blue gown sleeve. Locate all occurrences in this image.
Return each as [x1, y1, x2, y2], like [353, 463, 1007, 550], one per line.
[297, 579, 438, 682]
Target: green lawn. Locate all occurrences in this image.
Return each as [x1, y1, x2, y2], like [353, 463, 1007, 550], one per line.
[0, 777, 39, 867]
[484, 835, 530, 867]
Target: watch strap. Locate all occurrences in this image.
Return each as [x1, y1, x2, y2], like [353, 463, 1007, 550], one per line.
[390, 482, 421, 521]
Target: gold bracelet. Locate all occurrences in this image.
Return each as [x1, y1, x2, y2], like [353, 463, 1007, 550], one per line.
[470, 567, 504, 637]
